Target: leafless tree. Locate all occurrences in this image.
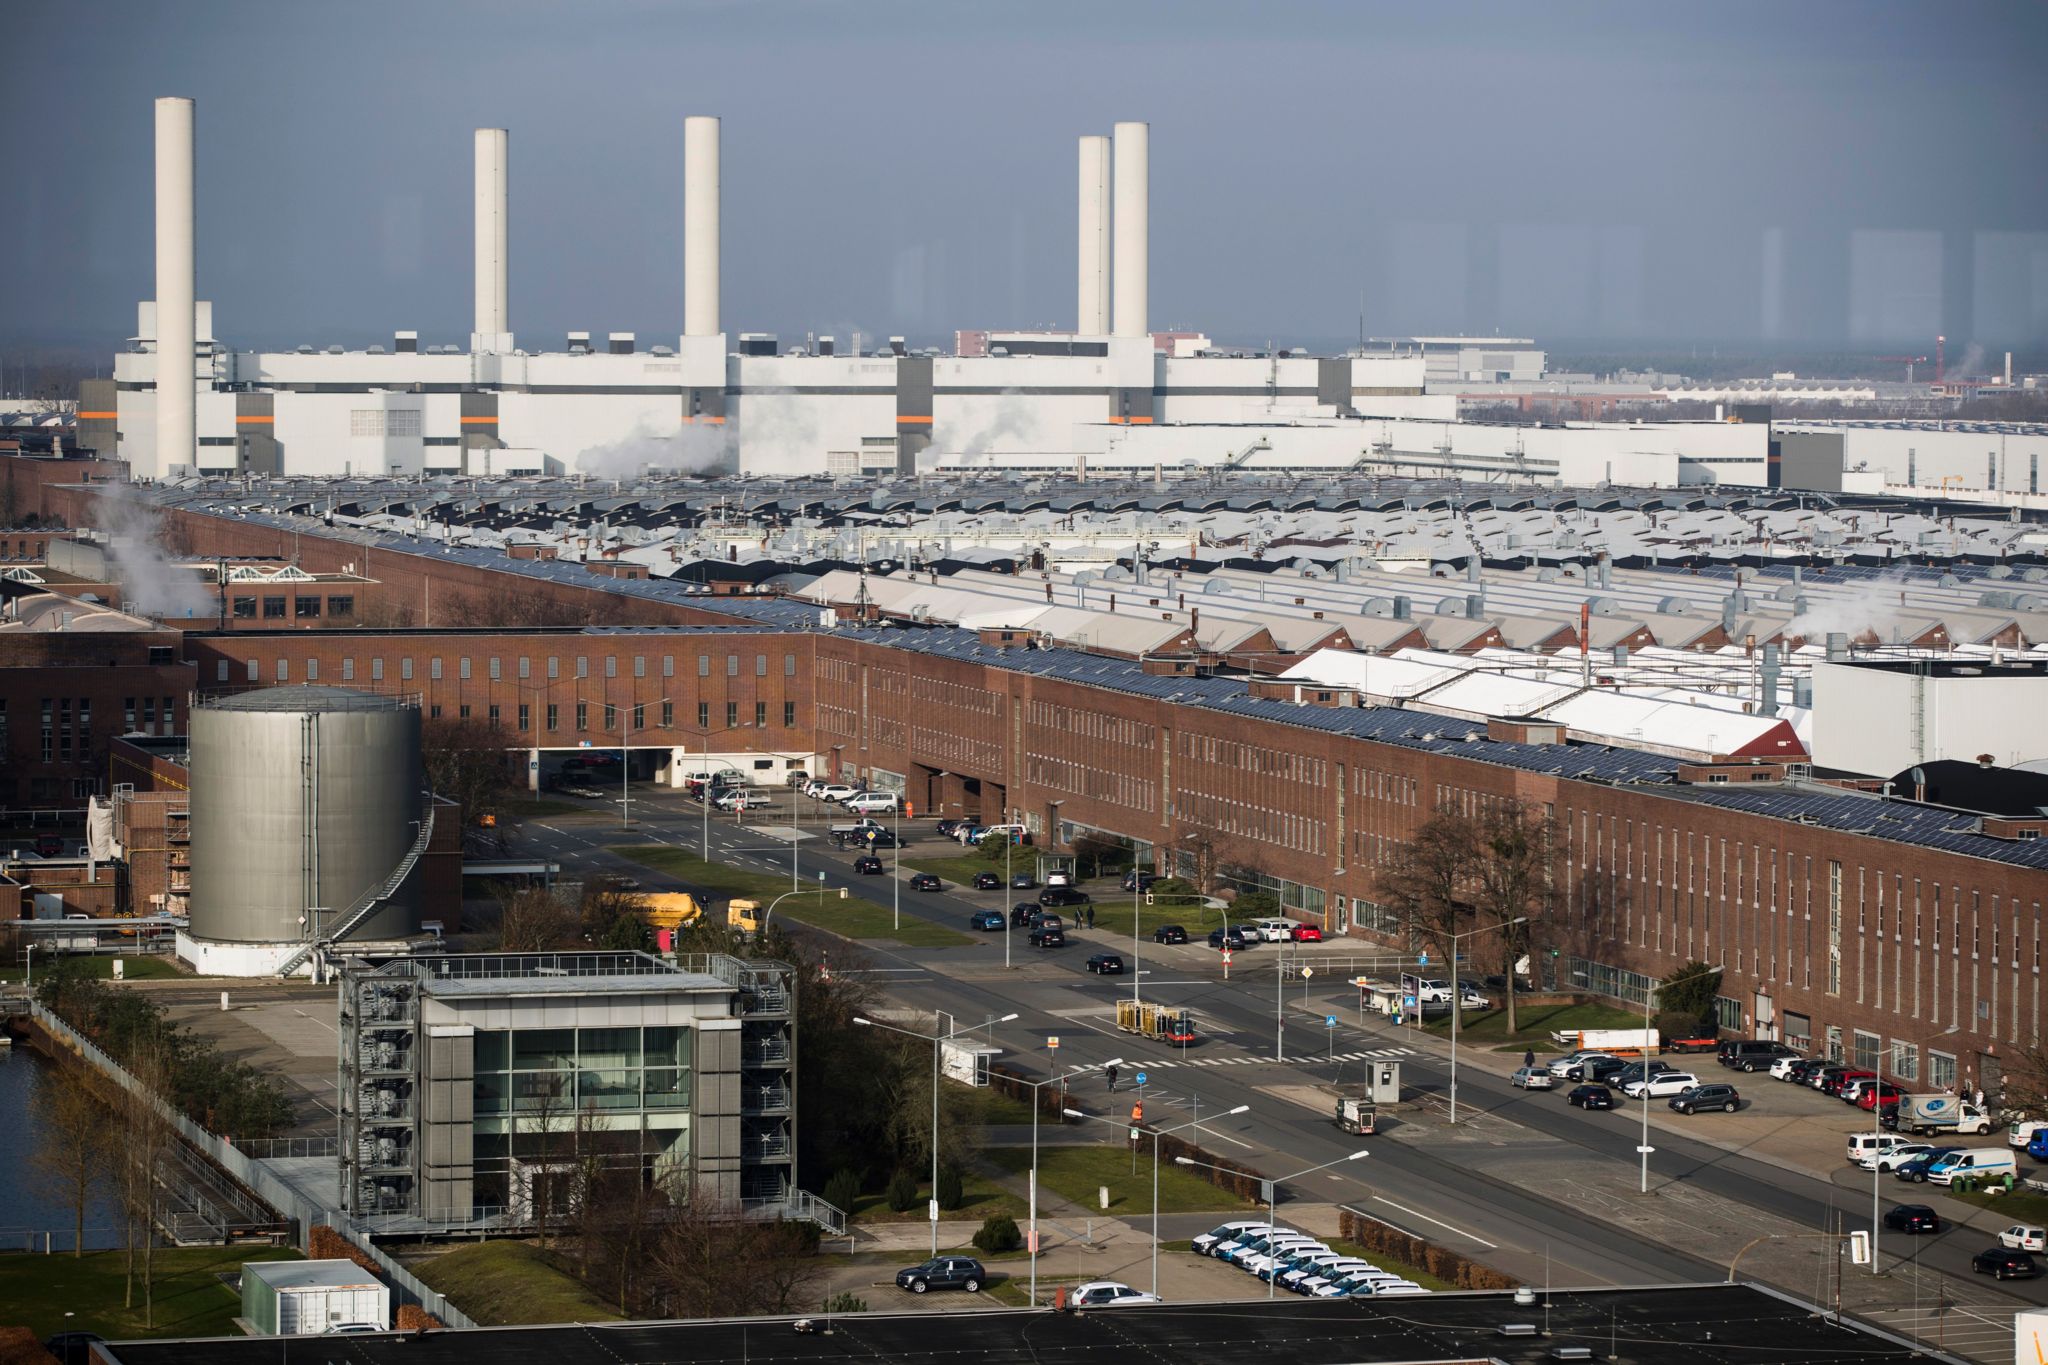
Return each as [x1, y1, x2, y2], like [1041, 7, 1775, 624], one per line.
[118, 1046, 176, 1323]
[32, 1066, 111, 1256]
[647, 1193, 821, 1319]
[1378, 808, 1481, 955]
[1469, 802, 1560, 1034]
[497, 885, 576, 952]
[421, 716, 519, 851]
[520, 1074, 574, 1248]
[438, 583, 608, 629]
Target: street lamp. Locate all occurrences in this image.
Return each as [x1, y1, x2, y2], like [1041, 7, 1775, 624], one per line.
[753, 879, 845, 939]
[1870, 1024, 1959, 1275]
[24, 943, 34, 988]
[1177, 1149, 1368, 1298]
[855, 1010, 1020, 1257]
[1007, 1056, 1118, 1305]
[1635, 962, 1722, 1195]
[1065, 1103, 1249, 1297]
[1446, 916, 1526, 1124]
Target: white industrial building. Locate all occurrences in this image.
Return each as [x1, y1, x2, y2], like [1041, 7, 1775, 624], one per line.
[1809, 657, 2048, 777]
[1776, 419, 2048, 507]
[82, 100, 1799, 489]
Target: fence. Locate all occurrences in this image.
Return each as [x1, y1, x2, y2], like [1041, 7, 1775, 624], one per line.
[28, 1002, 477, 1330]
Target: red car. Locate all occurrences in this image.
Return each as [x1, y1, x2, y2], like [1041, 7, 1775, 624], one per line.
[1291, 924, 1323, 942]
[1856, 1081, 1906, 1110]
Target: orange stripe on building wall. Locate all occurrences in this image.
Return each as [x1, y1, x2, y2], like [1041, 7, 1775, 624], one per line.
[682, 415, 728, 425]
[458, 415, 500, 425]
[895, 415, 933, 425]
[78, 411, 119, 420]
[234, 415, 275, 424]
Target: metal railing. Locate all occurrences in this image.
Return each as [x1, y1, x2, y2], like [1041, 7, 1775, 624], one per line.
[274, 798, 435, 977]
[232, 1136, 341, 1160]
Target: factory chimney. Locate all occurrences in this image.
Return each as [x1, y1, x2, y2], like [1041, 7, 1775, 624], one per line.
[684, 116, 721, 338]
[1112, 121, 1148, 339]
[155, 97, 196, 475]
[473, 129, 509, 351]
[1077, 135, 1110, 335]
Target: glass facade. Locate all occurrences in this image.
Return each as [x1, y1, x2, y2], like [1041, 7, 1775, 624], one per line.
[470, 1024, 694, 1207]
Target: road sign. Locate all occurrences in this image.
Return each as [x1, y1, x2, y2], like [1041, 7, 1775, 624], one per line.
[1325, 1015, 1339, 1029]
[1047, 1036, 1060, 1049]
[1222, 949, 1233, 966]
[1135, 1071, 1148, 1087]
[1403, 996, 1417, 1008]
[1303, 966, 1314, 979]
[1130, 1127, 1141, 1142]
[1418, 953, 1429, 965]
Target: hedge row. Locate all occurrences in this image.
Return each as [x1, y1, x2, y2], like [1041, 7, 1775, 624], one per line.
[1336, 1206, 1516, 1290]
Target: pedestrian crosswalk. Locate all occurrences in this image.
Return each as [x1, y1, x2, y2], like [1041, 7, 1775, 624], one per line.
[1133, 1046, 1414, 1069]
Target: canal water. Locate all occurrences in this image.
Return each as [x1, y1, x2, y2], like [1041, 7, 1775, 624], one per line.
[0, 1043, 127, 1252]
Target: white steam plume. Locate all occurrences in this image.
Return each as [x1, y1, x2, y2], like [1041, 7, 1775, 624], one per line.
[95, 482, 213, 619]
[574, 420, 732, 480]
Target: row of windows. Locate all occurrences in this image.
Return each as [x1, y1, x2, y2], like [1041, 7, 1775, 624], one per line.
[1024, 753, 1156, 814]
[231, 594, 354, 619]
[1025, 700, 1155, 749]
[1176, 731, 1328, 786]
[423, 698, 801, 732]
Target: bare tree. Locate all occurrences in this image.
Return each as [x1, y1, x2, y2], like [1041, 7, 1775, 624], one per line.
[497, 885, 576, 951]
[1379, 808, 1481, 955]
[520, 1073, 574, 1247]
[32, 1067, 111, 1255]
[647, 1193, 821, 1319]
[420, 716, 519, 851]
[1469, 802, 1560, 1035]
[438, 583, 608, 629]
[119, 1046, 176, 1324]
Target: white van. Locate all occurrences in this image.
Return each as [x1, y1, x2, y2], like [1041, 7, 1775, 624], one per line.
[1927, 1147, 2018, 1186]
[1846, 1133, 1914, 1165]
[844, 791, 900, 815]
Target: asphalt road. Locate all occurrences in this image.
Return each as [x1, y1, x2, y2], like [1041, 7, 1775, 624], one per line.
[515, 785, 2048, 1307]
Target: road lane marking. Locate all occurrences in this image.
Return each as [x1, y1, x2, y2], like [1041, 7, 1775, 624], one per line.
[1369, 1196, 1498, 1249]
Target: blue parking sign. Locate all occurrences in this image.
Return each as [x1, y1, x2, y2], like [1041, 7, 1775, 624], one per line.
[1135, 1071, 1149, 1087]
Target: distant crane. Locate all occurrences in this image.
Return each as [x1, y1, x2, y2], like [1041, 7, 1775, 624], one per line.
[1874, 355, 1928, 384]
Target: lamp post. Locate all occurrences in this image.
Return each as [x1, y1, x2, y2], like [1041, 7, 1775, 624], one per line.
[1637, 962, 1722, 1194]
[1009, 1057, 1117, 1305]
[754, 879, 843, 938]
[1871, 1024, 1959, 1275]
[1065, 1103, 1248, 1297]
[855, 1009, 1020, 1257]
[1446, 916, 1526, 1124]
[24, 943, 34, 988]
[1177, 1150, 1368, 1297]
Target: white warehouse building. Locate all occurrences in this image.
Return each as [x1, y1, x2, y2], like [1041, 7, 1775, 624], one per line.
[84, 102, 1769, 487]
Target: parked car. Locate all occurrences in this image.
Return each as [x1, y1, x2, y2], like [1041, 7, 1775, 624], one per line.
[1621, 1071, 1699, 1100]
[895, 1256, 986, 1293]
[1548, 1050, 1617, 1079]
[1855, 1082, 1908, 1112]
[935, 818, 962, 838]
[1039, 887, 1090, 908]
[908, 872, 943, 892]
[1291, 923, 1324, 942]
[1071, 1280, 1161, 1308]
[969, 910, 1006, 931]
[1252, 918, 1299, 943]
[1209, 927, 1250, 951]
[1010, 902, 1039, 927]
[816, 783, 859, 802]
[845, 792, 900, 815]
[1719, 1040, 1800, 1072]
[1973, 1247, 2042, 1280]
[1670, 1083, 1740, 1114]
[1152, 924, 1189, 944]
[1086, 953, 1126, 975]
[1511, 1066, 1557, 1090]
[1611, 1060, 1675, 1088]
[853, 855, 884, 875]
[1869, 1142, 1945, 1172]
[1568, 1056, 1631, 1085]
[1120, 871, 1160, 893]
[972, 870, 1002, 890]
[1780, 1058, 1829, 1085]
[1846, 1133, 1915, 1165]
[1895, 1150, 1961, 1182]
[1010, 873, 1039, 890]
[1882, 1204, 1942, 1234]
[1568, 1084, 1616, 1110]
[2001, 1224, 2048, 1252]
[1191, 1221, 1271, 1257]
[1822, 1069, 1876, 1099]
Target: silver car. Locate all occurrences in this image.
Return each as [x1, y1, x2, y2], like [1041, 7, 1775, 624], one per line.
[1511, 1065, 1556, 1090]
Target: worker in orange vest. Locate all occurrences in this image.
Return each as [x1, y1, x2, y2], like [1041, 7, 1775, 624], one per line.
[1131, 1101, 1144, 1124]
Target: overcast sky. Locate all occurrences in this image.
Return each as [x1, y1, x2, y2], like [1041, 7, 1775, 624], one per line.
[7, 0, 2046, 356]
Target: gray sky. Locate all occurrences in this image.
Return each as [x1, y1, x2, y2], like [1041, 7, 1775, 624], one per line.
[8, 0, 2047, 355]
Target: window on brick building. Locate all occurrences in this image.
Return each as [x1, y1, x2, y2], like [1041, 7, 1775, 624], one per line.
[605, 657, 617, 679]
[296, 596, 320, 618]
[546, 704, 559, 732]
[662, 656, 674, 678]
[633, 656, 645, 678]
[783, 701, 795, 727]
[246, 659, 259, 681]
[124, 697, 136, 730]
[328, 596, 354, 618]
[754, 702, 767, 727]
[276, 659, 289, 682]
[458, 704, 469, 720]
[1929, 1051, 1958, 1090]
[342, 659, 355, 681]
[488, 657, 501, 681]
[784, 654, 795, 676]
[725, 701, 738, 727]
[401, 658, 413, 680]
[307, 660, 318, 681]
[216, 661, 228, 682]
[430, 658, 442, 681]
[576, 657, 589, 679]
[547, 657, 559, 679]
[698, 655, 710, 677]
[576, 702, 588, 731]
[632, 703, 644, 730]
[372, 658, 383, 681]
[604, 703, 617, 731]
[726, 655, 738, 677]
[755, 655, 767, 677]
[518, 703, 530, 731]
[487, 704, 500, 727]
[1891, 1041, 1919, 1081]
[698, 702, 709, 727]
[661, 701, 673, 727]
[518, 657, 530, 680]
[430, 704, 442, 719]
[459, 657, 471, 680]
[232, 596, 256, 619]
[262, 595, 286, 618]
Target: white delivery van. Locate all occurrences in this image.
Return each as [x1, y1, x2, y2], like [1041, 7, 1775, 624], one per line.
[1926, 1147, 2018, 1186]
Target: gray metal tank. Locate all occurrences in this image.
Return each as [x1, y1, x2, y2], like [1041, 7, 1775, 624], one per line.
[188, 686, 425, 944]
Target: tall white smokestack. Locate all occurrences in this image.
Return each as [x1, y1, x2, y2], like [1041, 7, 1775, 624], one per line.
[684, 116, 721, 339]
[154, 97, 195, 476]
[1112, 121, 1148, 340]
[1077, 135, 1109, 335]
[473, 128, 509, 350]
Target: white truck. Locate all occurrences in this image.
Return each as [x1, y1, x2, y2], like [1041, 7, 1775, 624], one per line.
[1895, 1094, 1995, 1137]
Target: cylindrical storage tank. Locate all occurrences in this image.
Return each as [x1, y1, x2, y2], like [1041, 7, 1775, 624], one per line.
[188, 686, 424, 946]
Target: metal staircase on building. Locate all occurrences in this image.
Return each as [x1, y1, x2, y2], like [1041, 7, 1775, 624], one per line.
[274, 800, 434, 977]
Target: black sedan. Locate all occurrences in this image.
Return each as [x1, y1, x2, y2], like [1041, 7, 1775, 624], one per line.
[1086, 953, 1126, 975]
[853, 855, 884, 875]
[1121, 871, 1159, 892]
[973, 871, 1002, 891]
[909, 872, 943, 892]
[1974, 1247, 2042, 1279]
[935, 819, 962, 838]
[1882, 1204, 1941, 1234]
[1567, 1084, 1616, 1110]
[1152, 924, 1189, 944]
[1033, 927, 1067, 948]
[1039, 887, 1090, 908]
[1567, 1056, 1630, 1085]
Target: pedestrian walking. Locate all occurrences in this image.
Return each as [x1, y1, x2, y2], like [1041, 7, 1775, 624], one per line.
[1523, 1048, 1535, 1070]
[1106, 1063, 1119, 1093]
